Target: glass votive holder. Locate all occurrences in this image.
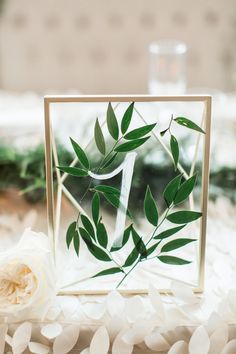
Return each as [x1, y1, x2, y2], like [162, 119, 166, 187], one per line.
[148, 39, 187, 95]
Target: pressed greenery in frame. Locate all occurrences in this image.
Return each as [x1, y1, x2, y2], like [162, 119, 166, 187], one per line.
[57, 102, 205, 289]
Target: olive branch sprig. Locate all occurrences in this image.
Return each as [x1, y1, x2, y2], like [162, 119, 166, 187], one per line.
[57, 102, 205, 289]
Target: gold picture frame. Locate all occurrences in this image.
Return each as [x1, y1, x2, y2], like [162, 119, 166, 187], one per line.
[44, 95, 211, 295]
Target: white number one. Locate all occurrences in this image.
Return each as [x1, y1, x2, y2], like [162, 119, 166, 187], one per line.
[88, 152, 137, 248]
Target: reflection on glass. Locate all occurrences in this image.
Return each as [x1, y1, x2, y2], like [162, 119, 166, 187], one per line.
[148, 40, 187, 95]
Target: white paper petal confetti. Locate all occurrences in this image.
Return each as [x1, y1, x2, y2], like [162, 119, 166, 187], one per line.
[189, 326, 210, 354]
[122, 321, 152, 345]
[207, 312, 224, 335]
[209, 323, 228, 354]
[0, 325, 8, 354]
[107, 291, 125, 317]
[28, 342, 50, 354]
[41, 323, 62, 340]
[90, 326, 109, 354]
[83, 302, 106, 320]
[145, 330, 170, 351]
[80, 348, 89, 354]
[171, 281, 198, 304]
[221, 340, 236, 354]
[112, 329, 133, 354]
[53, 325, 80, 354]
[167, 340, 188, 354]
[125, 296, 145, 322]
[12, 322, 32, 354]
[148, 284, 165, 321]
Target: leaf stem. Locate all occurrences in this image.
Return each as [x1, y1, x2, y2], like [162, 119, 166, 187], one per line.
[167, 114, 174, 135]
[145, 206, 171, 248]
[108, 250, 126, 274]
[116, 259, 139, 289]
[79, 138, 122, 203]
[115, 206, 171, 289]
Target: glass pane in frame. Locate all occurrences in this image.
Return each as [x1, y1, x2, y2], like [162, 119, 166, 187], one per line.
[44, 95, 211, 295]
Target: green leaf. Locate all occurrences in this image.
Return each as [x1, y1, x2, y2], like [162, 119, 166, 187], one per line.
[102, 192, 132, 218]
[107, 102, 119, 140]
[81, 214, 95, 240]
[92, 192, 100, 225]
[160, 128, 168, 137]
[163, 174, 182, 207]
[96, 221, 108, 248]
[102, 153, 118, 169]
[124, 123, 156, 140]
[123, 247, 139, 267]
[114, 136, 150, 152]
[158, 255, 191, 265]
[144, 186, 158, 226]
[174, 117, 205, 134]
[79, 227, 111, 262]
[70, 138, 90, 170]
[95, 118, 106, 155]
[66, 221, 77, 248]
[167, 211, 202, 224]
[132, 226, 147, 258]
[73, 230, 80, 255]
[92, 267, 124, 278]
[103, 192, 120, 208]
[110, 225, 132, 252]
[161, 238, 196, 253]
[94, 185, 120, 196]
[170, 135, 179, 170]
[154, 224, 186, 240]
[57, 166, 88, 177]
[174, 174, 197, 205]
[146, 241, 161, 257]
[121, 102, 134, 134]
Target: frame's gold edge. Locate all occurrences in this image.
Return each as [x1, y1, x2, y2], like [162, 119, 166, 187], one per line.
[198, 96, 212, 292]
[44, 94, 212, 295]
[44, 98, 55, 262]
[58, 286, 202, 296]
[44, 94, 211, 103]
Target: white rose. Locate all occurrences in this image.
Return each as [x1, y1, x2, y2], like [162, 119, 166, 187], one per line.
[0, 228, 57, 321]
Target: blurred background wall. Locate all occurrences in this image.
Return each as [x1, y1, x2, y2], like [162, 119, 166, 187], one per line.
[0, 0, 235, 94]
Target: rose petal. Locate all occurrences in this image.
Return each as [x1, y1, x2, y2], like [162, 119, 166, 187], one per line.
[112, 329, 133, 354]
[221, 340, 236, 354]
[12, 322, 32, 354]
[90, 326, 109, 354]
[28, 342, 50, 354]
[41, 323, 62, 339]
[53, 325, 80, 354]
[189, 326, 210, 354]
[148, 284, 165, 321]
[167, 340, 188, 354]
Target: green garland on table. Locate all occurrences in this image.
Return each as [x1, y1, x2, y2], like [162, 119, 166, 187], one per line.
[0, 142, 235, 206]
